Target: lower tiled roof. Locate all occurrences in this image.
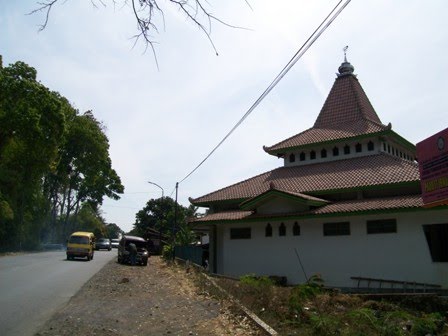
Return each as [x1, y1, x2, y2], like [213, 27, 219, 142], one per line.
[191, 153, 420, 205]
[191, 195, 424, 223]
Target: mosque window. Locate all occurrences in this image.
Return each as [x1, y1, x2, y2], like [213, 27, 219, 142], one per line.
[293, 222, 301, 236]
[367, 219, 397, 234]
[333, 147, 339, 156]
[230, 228, 251, 239]
[324, 222, 350, 236]
[279, 223, 286, 236]
[265, 223, 272, 237]
[344, 144, 351, 155]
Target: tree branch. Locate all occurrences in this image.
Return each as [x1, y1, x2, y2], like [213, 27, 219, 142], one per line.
[27, 0, 58, 31]
[30, 0, 250, 62]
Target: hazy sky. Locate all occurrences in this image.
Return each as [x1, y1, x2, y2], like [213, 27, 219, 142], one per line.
[1, 0, 447, 233]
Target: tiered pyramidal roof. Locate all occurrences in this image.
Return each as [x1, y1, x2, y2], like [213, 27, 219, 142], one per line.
[264, 59, 391, 156]
[190, 58, 419, 212]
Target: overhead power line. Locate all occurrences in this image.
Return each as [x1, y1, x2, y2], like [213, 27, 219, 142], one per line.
[178, 0, 352, 185]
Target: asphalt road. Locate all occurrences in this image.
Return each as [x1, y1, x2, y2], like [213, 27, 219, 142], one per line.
[0, 249, 116, 336]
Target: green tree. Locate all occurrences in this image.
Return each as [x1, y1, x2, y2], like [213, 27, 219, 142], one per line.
[133, 197, 198, 245]
[0, 57, 124, 250]
[45, 110, 124, 239]
[105, 223, 124, 239]
[0, 59, 66, 249]
[66, 203, 106, 238]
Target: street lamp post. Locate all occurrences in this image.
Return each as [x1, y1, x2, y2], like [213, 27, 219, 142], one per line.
[147, 181, 164, 199]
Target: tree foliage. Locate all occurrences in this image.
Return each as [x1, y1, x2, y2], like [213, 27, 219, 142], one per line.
[105, 223, 124, 239]
[133, 197, 198, 245]
[0, 57, 124, 251]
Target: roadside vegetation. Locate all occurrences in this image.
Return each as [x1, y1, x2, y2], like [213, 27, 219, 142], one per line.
[192, 270, 448, 335]
[131, 196, 199, 254]
[0, 56, 124, 251]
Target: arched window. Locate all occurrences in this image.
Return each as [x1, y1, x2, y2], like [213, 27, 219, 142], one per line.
[344, 144, 351, 155]
[293, 222, 300, 236]
[265, 223, 272, 237]
[321, 149, 327, 158]
[368, 141, 374, 151]
[299, 152, 306, 161]
[310, 150, 316, 160]
[279, 223, 286, 236]
[289, 154, 296, 163]
[356, 143, 362, 153]
[333, 147, 339, 156]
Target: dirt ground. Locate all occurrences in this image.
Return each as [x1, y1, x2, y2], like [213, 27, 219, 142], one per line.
[35, 256, 262, 336]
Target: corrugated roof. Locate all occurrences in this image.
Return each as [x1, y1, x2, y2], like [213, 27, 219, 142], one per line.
[191, 153, 420, 205]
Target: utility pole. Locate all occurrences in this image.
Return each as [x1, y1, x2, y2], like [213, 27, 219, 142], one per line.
[173, 182, 179, 260]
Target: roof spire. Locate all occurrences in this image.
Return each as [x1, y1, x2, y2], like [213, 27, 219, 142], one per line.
[343, 45, 348, 62]
[337, 45, 354, 77]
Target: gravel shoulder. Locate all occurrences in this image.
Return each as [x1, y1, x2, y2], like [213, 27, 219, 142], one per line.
[35, 255, 262, 336]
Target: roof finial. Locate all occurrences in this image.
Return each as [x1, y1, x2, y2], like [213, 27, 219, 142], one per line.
[337, 46, 354, 77]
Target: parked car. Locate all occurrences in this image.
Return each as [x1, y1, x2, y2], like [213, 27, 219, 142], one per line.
[111, 238, 120, 249]
[117, 235, 149, 266]
[95, 238, 111, 251]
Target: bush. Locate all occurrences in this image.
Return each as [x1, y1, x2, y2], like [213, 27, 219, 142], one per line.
[288, 274, 325, 315]
[238, 274, 275, 309]
[412, 312, 444, 336]
[162, 244, 173, 261]
[309, 313, 341, 335]
[240, 274, 275, 288]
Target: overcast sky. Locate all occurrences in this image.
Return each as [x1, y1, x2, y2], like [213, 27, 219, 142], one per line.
[1, 0, 447, 233]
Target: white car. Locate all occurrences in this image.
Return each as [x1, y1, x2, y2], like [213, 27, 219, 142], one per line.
[111, 238, 120, 248]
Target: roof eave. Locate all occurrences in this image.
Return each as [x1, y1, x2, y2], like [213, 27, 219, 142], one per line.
[264, 130, 392, 156]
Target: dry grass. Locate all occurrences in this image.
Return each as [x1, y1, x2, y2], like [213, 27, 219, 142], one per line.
[190, 270, 448, 336]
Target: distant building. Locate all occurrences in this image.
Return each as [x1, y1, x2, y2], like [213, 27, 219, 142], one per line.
[189, 57, 448, 289]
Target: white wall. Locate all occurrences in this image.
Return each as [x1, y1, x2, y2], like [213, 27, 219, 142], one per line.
[215, 209, 448, 288]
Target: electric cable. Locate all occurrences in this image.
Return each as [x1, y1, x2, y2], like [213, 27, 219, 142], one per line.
[177, 0, 352, 185]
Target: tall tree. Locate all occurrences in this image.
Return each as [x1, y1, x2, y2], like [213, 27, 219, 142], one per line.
[0, 60, 66, 249]
[45, 110, 124, 238]
[0, 57, 125, 250]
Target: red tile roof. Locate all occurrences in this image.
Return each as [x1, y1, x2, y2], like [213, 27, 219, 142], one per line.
[193, 211, 254, 222]
[191, 195, 424, 223]
[191, 153, 420, 205]
[240, 187, 329, 210]
[265, 74, 389, 154]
